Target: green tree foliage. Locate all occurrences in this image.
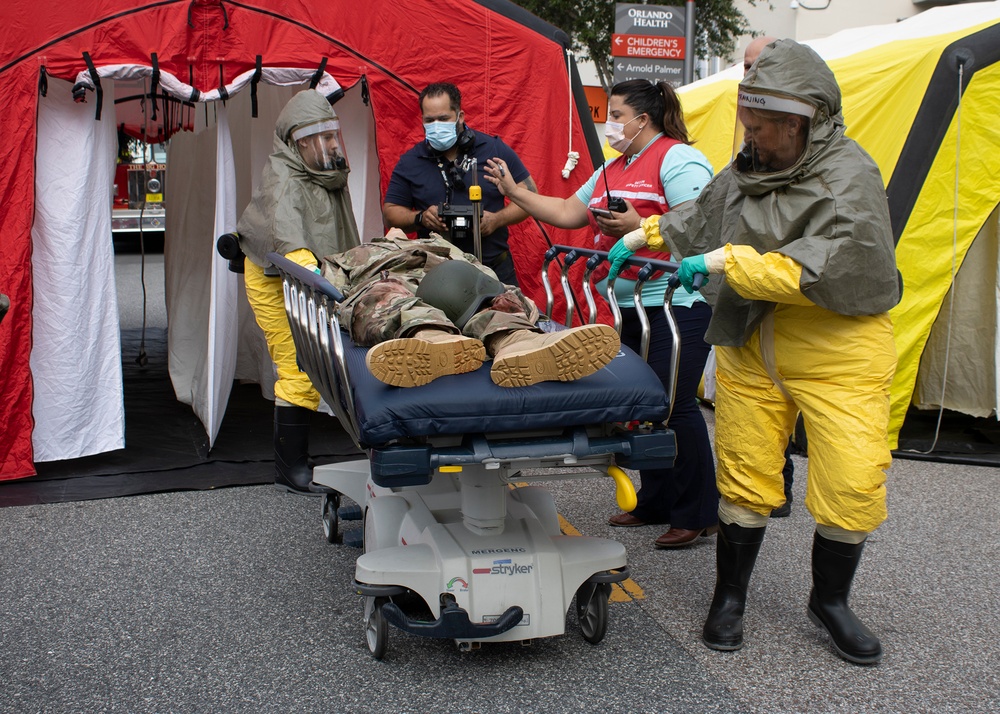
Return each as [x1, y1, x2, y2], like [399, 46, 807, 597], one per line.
[515, 0, 765, 91]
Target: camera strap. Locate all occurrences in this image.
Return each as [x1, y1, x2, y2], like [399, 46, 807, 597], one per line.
[436, 153, 470, 203]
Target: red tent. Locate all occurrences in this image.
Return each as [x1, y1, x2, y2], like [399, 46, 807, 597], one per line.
[0, 0, 604, 479]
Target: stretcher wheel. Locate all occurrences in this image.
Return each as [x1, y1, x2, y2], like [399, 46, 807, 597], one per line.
[576, 582, 612, 645]
[321, 493, 342, 544]
[364, 596, 389, 659]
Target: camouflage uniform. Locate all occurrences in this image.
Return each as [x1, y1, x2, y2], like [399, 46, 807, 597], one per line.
[322, 233, 539, 348]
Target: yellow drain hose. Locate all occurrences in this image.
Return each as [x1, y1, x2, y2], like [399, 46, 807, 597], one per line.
[606, 465, 637, 512]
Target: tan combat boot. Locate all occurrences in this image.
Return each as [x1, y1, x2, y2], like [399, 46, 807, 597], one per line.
[366, 329, 486, 387]
[489, 324, 621, 387]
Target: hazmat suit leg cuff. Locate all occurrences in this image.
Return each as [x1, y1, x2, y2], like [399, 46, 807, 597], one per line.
[816, 524, 869, 545]
[719, 497, 770, 529]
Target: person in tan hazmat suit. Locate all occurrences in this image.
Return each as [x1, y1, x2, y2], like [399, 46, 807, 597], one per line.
[609, 39, 899, 665]
[237, 89, 361, 495]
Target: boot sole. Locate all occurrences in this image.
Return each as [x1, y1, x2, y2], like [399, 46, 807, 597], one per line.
[807, 606, 883, 665]
[490, 325, 620, 388]
[274, 482, 323, 497]
[702, 636, 743, 651]
[366, 336, 485, 387]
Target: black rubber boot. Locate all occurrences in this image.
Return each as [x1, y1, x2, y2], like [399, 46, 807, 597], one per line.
[274, 405, 315, 495]
[702, 521, 766, 651]
[807, 533, 883, 665]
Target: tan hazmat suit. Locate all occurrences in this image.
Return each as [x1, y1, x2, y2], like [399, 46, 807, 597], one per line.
[237, 90, 361, 409]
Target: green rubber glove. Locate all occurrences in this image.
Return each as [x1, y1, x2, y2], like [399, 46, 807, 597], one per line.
[608, 239, 637, 278]
[677, 254, 709, 293]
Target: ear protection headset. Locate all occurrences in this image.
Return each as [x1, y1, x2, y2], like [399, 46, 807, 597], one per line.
[455, 123, 475, 154]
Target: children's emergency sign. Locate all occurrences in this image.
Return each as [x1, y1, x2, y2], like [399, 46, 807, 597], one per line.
[612, 34, 686, 60]
[612, 3, 686, 87]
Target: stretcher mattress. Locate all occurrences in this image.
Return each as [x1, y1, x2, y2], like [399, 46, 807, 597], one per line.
[343, 338, 669, 447]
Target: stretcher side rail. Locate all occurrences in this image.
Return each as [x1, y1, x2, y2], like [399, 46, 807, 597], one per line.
[542, 245, 683, 423]
[267, 251, 364, 448]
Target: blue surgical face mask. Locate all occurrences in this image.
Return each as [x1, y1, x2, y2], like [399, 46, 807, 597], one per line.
[425, 121, 459, 151]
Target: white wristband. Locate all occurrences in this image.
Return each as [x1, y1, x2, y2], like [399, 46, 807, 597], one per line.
[704, 246, 727, 273]
[623, 228, 647, 251]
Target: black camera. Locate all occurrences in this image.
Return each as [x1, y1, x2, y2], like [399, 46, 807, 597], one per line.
[607, 196, 627, 213]
[438, 203, 477, 242]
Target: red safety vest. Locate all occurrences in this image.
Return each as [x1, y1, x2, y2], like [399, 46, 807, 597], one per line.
[587, 135, 680, 281]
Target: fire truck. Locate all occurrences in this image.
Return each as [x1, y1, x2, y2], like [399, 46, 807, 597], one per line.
[112, 143, 166, 234]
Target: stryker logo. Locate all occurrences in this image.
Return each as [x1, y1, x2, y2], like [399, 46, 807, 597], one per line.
[470, 548, 527, 555]
[484, 613, 530, 626]
[472, 558, 533, 576]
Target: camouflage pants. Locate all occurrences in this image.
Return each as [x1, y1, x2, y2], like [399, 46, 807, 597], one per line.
[326, 233, 540, 347]
[347, 276, 538, 348]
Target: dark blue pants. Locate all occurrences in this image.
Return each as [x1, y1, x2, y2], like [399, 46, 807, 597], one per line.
[620, 301, 718, 530]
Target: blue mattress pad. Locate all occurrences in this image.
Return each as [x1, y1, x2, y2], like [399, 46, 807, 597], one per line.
[342, 335, 670, 447]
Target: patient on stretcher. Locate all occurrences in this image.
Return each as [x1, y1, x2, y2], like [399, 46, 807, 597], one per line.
[322, 229, 619, 388]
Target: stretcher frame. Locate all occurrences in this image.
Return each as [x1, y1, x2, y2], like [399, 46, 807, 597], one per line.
[269, 246, 686, 658]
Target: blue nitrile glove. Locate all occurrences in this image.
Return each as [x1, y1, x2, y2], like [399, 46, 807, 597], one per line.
[608, 239, 637, 278]
[677, 254, 710, 293]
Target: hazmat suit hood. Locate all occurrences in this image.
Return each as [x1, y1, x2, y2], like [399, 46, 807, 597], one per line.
[238, 89, 361, 266]
[660, 39, 899, 346]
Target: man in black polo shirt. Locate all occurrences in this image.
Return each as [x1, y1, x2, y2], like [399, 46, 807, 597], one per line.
[382, 82, 536, 285]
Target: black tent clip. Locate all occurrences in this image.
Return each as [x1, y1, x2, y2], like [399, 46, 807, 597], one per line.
[72, 52, 103, 121]
[148, 52, 160, 121]
[309, 57, 328, 89]
[38, 66, 48, 97]
[218, 63, 229, 102]
[250, 55, 262, 118]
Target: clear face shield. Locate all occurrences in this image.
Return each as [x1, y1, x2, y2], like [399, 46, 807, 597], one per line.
[733, 91, 815, 173]
[292, 118, 348, 171]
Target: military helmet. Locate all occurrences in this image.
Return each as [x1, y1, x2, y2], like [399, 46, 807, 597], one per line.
[416, 260, 504, 329]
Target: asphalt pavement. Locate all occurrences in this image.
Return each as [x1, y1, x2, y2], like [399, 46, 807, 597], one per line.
[2, 248, 996, 713]
[2, 420, 997, 713]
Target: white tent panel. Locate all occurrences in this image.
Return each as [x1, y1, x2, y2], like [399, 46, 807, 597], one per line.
[204, 102, 239, 444]
[334, 88, 383, 242]
[30, 78, 125, 461]
[914, 204, 1000, 418]
[164, 112, 220, 418]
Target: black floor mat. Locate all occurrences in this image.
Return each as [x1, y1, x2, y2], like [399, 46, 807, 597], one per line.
[894, 407, 1000, 466]
[0, 328, 361, 506]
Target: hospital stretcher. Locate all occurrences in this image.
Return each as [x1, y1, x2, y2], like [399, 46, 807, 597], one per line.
[269, 246, 685, 658]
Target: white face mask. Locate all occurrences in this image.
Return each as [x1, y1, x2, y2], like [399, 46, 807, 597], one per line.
[604, 115, 644, 153]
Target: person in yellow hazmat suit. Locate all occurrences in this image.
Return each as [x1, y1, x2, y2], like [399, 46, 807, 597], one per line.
[609, 39, 900, 665]
[237, 89, 361, 495]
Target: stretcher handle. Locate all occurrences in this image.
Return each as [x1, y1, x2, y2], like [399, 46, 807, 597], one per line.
[666, 271, 705, 291]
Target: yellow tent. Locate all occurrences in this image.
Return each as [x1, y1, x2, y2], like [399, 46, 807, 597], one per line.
[677, 1, 1000, 449]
